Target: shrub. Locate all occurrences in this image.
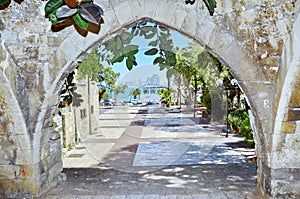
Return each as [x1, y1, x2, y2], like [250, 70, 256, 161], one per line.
[228, 109, 255, 148]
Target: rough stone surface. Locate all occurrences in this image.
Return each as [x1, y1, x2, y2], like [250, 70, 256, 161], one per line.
[0, 0, 299, 198]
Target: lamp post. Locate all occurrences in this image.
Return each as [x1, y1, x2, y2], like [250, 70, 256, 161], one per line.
[225, 88, 229, 138]
[216, 79, 229, 138]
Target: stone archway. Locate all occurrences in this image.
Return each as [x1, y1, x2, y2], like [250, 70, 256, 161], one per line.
[0, 0, 299, 198]
[45, 14, 269, 199]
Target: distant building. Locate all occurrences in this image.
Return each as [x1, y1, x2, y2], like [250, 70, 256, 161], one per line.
[138, 82, 166, 102]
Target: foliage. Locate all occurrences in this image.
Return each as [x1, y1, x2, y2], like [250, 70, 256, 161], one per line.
[228, 109, 247, 133]
[78, 49, 120, 101]
[0, 0, 20, 10]
[130, 88, 141, 100]
[99, 22, 176, 71]
[228, 109, 254, 148]
[140, 24, 177, 70]
[59, 71, 83, 107]
[158, 89, 172, 107]
[44, 0, 104, 35]
[113, 84, 128, 100]
[99, 31, 139, 70]
[1, 0, 217, 35]
[239, 116, 255, 148]
[185, 0, 217, 16]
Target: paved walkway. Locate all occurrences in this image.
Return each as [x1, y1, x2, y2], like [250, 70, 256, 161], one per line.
[43, 106, 259, 198]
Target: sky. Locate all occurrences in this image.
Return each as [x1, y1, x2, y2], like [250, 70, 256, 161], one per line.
[104, 29, 192, 82]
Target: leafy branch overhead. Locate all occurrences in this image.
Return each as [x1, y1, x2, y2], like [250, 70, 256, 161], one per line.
[99, 22, 177, 71]
[99, 31, 139, 71]
[44, 0, 104, 34]
[185, 0, 217, 16]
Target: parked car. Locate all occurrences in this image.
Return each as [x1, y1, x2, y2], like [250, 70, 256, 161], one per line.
[103, 99, 113, 106]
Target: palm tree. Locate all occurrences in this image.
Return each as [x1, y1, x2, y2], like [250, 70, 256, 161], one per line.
[131, 88, 141, 100]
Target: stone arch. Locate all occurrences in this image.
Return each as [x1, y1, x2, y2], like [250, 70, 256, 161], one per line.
[2, 0, 294, 197]
[39, 1, 274, 195]
[262, 8, 300, 198]
[43, 1, 272, 146]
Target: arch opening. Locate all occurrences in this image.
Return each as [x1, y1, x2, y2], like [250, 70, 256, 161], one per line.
[44, 21, 258, 197]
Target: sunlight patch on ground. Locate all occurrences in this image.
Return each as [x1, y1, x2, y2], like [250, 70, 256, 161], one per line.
[133, 141, 246, 166]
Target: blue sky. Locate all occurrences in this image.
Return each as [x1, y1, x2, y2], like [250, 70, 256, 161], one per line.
[108, 30, 192, 80]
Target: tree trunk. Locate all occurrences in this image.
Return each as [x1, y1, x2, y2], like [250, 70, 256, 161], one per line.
[99, 89, 106, 101]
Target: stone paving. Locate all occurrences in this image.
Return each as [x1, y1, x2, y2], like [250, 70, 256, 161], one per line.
[43, 106, 259, 198]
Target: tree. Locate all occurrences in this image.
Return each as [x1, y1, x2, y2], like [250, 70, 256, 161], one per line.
[77, 50, 120, 101]
[113, 84, 128, 101]
[130, 89, 141, 100]
[158, 89, 172, 107]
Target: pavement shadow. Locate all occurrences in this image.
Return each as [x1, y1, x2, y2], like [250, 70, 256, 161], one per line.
[47, 163, 257, 197]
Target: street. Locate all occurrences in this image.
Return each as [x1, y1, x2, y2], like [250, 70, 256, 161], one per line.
[45, 105, 258, 198]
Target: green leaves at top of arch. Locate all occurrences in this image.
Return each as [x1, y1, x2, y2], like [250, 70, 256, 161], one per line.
[185, 0, 217, 16]
[44, 0, 104, 31]
[132, 24, 176, 68]
[101, 31, 139, 70]
[203, 0, 217, 16]
[0, 0, 26, 10]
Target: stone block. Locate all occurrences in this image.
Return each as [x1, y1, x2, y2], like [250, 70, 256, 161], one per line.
[100, 8, 121, 36]
[154, 0, 177, 26]
[0, 165, 20, 180]
[285, 133, 300, 150]
[0, 178, 39, 198]
[41, 142, 50, 160]
[50, 50, 68, 74]
[15, 148, 40, 165]
[60, 34, 86, 62]
[181, 8, 198, 38]
[169, 5, 187, 31]
[207, 28, 238, 59]
[288, 92, 300, 108]
[40, 148, 61, 175]
[271, 179, 300, 198]
[143, 0, 160, 19]
[285, 109, 300, 121]
[271, 150, 300, 169]
[47, 35, 67, 48]
[113, 1, 135, 27]
[281, 121, 296, 134]
[18, 31, 37, 44]
[19, 163, 40, 180]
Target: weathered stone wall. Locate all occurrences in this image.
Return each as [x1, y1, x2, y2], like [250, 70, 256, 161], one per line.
[73, 74, 100, 140]
[62, 112, 76, 148]
[0, 0, 299, 198]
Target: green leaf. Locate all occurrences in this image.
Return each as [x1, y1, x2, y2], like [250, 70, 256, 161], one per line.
[0, 0, 10, 6]
[45, 0, 64, 14]
[126, 58, 133, 70]
[140, 26, 154, 32]
[105, 40, 116, 51]
[121, 32, 133, 44]
[56, 5, 78, 19]
[73, 13, 89, 30]
[122, 45, 139, 55]
[128, 55, 136, 62]
[144, 48, 158, 56]
[50, 10, 58, 24]
[116, 36, 122, 50]
[148, 40, 158, 47]
[111, 55, 124, 64]
[153, 57, 165, 65]
[79, 3, 104, 25]
[203, 0, 217, 16]
[144, 32, 155, 39]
